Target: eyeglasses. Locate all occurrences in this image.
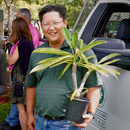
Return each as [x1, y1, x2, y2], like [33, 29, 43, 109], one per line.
[42, 21, 63, 28]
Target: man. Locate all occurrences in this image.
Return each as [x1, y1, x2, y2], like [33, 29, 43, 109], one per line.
[26, 4, 102, 130]
[16, 8, 41, 49]
[1, 8, 40, 130]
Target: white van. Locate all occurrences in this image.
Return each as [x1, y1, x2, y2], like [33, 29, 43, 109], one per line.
[77, 0, 130, 129]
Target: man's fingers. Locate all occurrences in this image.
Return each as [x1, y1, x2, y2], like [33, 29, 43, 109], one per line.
[27, 122, 35, 130]
[73, 122, 88, 129]
[73, 114, 94, 129]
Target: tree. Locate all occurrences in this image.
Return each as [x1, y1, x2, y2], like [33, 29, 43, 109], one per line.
[3, 0, 17, 32]
[2, 0, 99, 34]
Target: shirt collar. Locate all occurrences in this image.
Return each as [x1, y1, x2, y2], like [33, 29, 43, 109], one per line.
[44, 40, 70, 49]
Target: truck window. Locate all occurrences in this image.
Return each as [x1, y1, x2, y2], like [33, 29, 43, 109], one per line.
[79, 3, 130, 70]
[102, 12, 130, 39]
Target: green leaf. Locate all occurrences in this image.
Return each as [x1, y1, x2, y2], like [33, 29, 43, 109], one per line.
[79, 52, 88, 63]
[78, 63, 116, 78]
[75, 47, 79, 54]
[78, 62, 91, 70]
[30, 63, 48, 74]
[30, 56, 71, 73]
[78, 40, 106, 55]
[80, 89, 88, 97]
[89, 38, 97, 44]
[33, 48, 71, 56]
[109, 68, 120, 75]
[102, 59, 121, 66]
[70, 88, 88, 101]
[70, 89, 80, 101]
[38, 55, 72, 64]
[95, 69, 109, 77]
[86, 55, 96, 60]
[57, 63, 72, 81]
[98, 53, 121, 64]
[72, 32, 78, 50]
[50, 59, 72, 68]
[79, 39, 83, 49]
[86, 63, 109, 77]
[61, 27, 73, 52]
[99, 65, 119, 80]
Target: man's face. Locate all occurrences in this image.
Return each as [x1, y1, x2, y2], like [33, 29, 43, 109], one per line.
[16, 11, 23, 18]
[41, 11, 67, 45]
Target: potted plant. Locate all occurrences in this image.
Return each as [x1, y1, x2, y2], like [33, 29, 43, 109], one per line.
[30, 27, 120, 123]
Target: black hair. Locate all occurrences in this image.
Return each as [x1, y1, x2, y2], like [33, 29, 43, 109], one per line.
[39, 4, 66, 23]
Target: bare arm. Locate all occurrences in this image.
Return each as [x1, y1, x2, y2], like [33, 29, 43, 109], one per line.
[8, 46, 19, 65]
[86, 86, 100, 113]
[74, 86, 100, 129]
[26, 87, 36, 130]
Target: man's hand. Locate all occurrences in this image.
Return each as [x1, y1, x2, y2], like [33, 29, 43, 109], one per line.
[27, 114, 35, 130]
[73, 114, 94, 129]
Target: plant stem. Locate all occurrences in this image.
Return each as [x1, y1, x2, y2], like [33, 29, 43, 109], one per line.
[72, 62, 77, 91]
[76, 69, 92, 97]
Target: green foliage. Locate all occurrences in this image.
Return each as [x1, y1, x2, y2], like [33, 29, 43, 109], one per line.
[0, 103, 11, 122]
[17, 0, 41, 20]
[0, 1, 2, 5]
[2, 0, 90, 31]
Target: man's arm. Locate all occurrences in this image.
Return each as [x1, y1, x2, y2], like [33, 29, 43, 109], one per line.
[26, 87, 36, 130]
[86, 86, 100, 114]
[74, 86, 100, 129]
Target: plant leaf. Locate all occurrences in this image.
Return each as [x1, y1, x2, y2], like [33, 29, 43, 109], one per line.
[78, 40, 106, 55]
[79, 89, 88, 97]
[57, 63, 72, 81]
[86, 63, 109, 77]
[80, 52, 88, 63]
[75, 47, 79, 54]
[50, 59, 72, 68]
[86, 55, 96, 60]
[99, 66, 119, 80]
[89, 38, 97, 44]
[61, 27, 73, 52]
[33, 48, 71, 56]
[30, 56, 71, 73]
[30, 63, 49, 74]
[70, 89, 80, 101]
[109, 68, 120, 75]
[95, 69, 109, 77]
[102, 59, 121, 66]
[38, 55, 72, 64]
[98, 53, 121, 64]
[79, 39, 83, 49]
[70, 88, 88, 101]
[72, 32, 78, 50]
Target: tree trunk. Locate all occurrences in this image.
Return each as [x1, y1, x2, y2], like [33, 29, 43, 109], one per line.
[4, 0, 15, 33]
[8, 6, 11, 33]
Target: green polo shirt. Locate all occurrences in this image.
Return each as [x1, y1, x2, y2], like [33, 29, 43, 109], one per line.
[25, 40, 102, 117]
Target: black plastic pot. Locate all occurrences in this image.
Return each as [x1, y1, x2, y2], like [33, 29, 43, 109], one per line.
[65, 95, 90, 124]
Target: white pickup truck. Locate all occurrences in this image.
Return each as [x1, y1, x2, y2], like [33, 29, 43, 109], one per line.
[77, 0, 130, 129]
